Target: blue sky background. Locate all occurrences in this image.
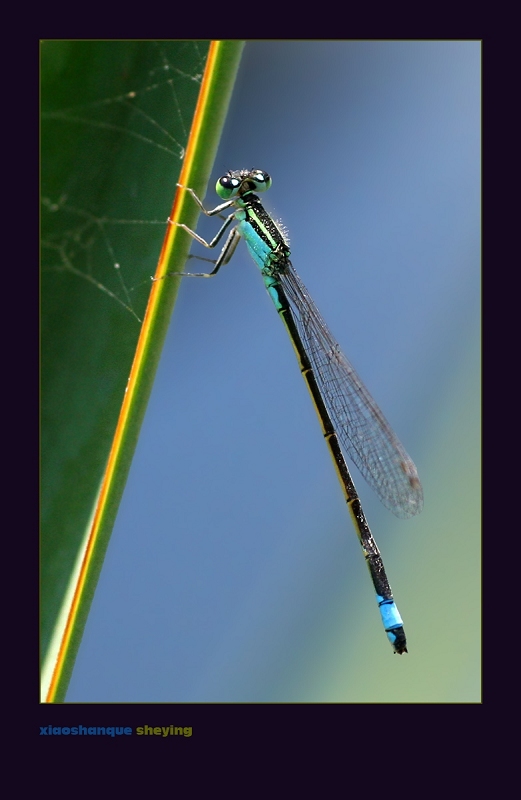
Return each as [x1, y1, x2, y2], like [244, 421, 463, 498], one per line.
[66, 41, 480, 702]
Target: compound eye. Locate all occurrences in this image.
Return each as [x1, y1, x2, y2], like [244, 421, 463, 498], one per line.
[216, 174, 240, 199]
[250, 170, 272, 192]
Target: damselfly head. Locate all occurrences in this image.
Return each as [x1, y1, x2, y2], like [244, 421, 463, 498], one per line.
[216, 169, 272, 200]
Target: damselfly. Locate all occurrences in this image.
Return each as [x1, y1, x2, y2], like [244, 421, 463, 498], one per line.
[165, 169, 423, 653]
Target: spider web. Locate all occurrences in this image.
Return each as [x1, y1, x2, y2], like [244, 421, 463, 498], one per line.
[41, 40, 209, 323]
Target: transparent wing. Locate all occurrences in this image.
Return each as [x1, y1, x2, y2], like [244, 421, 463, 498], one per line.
[279, 260, 423, 519]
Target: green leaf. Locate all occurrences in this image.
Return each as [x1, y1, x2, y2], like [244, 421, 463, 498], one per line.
[41, 40, 244, 702]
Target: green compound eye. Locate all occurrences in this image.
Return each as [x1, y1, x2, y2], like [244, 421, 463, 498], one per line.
[249, 170, 272, 192]
[216, 174, 241, 200]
